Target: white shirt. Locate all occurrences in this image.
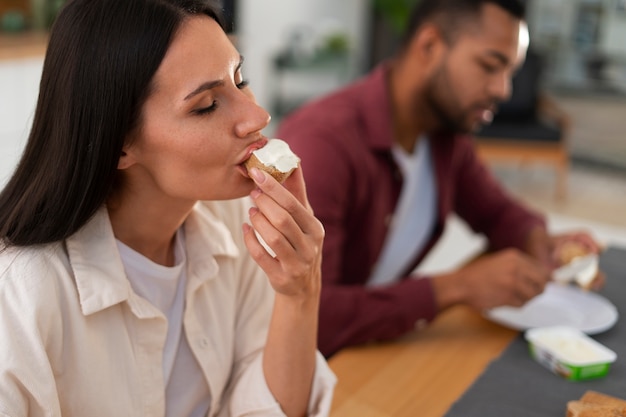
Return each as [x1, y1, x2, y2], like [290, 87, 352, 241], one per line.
[0, 199, 336, 417]
[368, 138, 437, 286]
[117, 229, 211, 417]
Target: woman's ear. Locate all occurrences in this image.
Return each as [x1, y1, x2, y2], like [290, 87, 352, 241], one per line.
[117, 145, 137, 170]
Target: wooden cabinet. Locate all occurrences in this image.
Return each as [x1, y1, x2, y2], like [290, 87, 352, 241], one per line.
[0, 0, 30, 16]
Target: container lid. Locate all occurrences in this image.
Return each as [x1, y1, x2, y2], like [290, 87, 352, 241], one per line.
[525, 326, 617, 366]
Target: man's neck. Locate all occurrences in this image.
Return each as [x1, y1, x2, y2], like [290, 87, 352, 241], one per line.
[388, 59, 432, 153]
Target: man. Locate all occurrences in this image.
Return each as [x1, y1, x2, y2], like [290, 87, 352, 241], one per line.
[277, 0, 602, 357]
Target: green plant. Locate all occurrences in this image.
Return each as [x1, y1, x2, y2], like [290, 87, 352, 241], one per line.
[321, 33, 349, 55]
[47, 0, 66, 27]
[373, 0, 420, 34]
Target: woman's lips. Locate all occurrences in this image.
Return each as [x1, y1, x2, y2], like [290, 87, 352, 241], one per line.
[237, 164, 251, 178]
[237, 137, 268, 178]
[238, 137, 268, 165]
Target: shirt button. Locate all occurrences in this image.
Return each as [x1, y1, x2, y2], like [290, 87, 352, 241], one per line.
[199, 338, 209, 348]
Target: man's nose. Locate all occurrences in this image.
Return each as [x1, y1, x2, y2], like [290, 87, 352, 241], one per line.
[490, 73, 513, 103]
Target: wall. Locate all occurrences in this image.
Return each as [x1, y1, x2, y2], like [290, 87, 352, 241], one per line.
[0, 57, 43, 186]
[526, 0, 626, 88]
[236, 0, 370, 117]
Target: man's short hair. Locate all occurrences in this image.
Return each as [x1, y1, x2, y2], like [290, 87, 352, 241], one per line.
[401, 0, 526, 48]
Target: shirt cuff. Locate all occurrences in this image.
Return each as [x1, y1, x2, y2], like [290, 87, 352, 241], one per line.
[226, 351, 337, 416]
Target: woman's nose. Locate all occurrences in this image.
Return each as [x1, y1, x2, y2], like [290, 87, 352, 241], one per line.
[234, 95, 271, 138]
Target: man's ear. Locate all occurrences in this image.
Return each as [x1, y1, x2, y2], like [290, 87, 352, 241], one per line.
[408, 23, 446, 68]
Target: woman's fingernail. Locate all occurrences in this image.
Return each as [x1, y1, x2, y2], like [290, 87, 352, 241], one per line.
[250, 167, 266, 184]
[250, 189, 262, 199]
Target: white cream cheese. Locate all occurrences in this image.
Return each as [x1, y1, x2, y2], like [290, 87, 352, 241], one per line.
[252, 138, 300, 173]
[526, 326, 616, 365]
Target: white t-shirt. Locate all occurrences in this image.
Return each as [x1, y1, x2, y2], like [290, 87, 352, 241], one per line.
[117, 229, 210, 417]
[367, 138, 437, 286]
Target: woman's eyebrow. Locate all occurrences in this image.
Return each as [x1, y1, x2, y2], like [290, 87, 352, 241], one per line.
[184, 80, 224, 101]
[183, 55, 245, 101]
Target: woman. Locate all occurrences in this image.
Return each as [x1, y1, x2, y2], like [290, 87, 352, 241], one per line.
[0, 0, 335, 416]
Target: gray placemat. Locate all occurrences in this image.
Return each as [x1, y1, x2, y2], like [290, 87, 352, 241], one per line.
[444, 247, 626, 417]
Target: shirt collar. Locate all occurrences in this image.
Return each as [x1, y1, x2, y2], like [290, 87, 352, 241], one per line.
[67, 202, 239, 316]
[66, 206, 131, 316]
[359, 62, 396, 151]
[183, 201, 239, 281]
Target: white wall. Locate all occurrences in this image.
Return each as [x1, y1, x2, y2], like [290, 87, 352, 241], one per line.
[236, 0, 370, 118]
[526, 0, 577, 46]
[599, 4, 626, 58]
[0, 57, 43, 187]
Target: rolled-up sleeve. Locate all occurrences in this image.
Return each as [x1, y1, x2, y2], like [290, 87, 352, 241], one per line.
[223, 351, 336, 416]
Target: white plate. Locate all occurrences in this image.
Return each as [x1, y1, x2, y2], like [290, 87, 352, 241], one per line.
[484, 283, 619, 334]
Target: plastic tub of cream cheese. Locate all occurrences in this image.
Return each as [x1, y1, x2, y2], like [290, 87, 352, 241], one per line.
[524, 326, 617, 381]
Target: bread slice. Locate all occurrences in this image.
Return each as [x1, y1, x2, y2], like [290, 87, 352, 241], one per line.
[567, 392, 626, 417]
[558, 241, 589, 265]
[580, 391, 626, 408]
[245, 152, 294, 183]
[567, 400, 625, 417]
[244, 138, 300, 183]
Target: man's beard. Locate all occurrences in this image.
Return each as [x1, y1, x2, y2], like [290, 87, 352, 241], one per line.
[425, 90, 468, 134]
[421, 67, 492, 135]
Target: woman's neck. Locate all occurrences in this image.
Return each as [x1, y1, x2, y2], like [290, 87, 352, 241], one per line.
[107, 190, 193, 267]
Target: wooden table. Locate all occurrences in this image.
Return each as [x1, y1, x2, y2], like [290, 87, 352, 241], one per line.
[0, 31, 48, 61]
[328, 306, 518, 417]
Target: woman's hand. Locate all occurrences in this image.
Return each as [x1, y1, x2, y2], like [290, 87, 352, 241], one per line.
[242, 165, 324, 299]
[241, 165, 323, 417]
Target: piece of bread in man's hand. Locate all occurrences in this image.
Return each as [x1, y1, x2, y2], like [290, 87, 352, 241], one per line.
[558, 241, 590, 265]
[554, 240, 598, 290]
[567, 391, 626, 417]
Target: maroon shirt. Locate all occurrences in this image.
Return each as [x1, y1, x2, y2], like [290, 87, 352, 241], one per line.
[277, 64, 545, 357]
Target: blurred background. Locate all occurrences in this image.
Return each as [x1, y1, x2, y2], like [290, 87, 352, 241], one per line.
[1, 0, 625, 248]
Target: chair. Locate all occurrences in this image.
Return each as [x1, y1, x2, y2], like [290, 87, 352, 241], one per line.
[475, 50, 570, 200]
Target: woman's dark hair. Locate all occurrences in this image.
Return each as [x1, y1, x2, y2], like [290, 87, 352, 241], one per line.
[0, 0, 224, 247]
[401, 0, 526, 49]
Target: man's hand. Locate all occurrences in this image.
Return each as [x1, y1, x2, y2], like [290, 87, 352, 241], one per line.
[432, 249, 551, 312]
[525, 226, 605, 290]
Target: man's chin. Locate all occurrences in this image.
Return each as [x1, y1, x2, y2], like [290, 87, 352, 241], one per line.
[468, 117, 492, 134]
[449, 121, 482, 135]
[435, 123, 472, 137]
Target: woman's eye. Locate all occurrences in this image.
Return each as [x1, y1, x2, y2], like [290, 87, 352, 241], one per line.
[236, 79, 249, 89]
[193, 101, 218, 115]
